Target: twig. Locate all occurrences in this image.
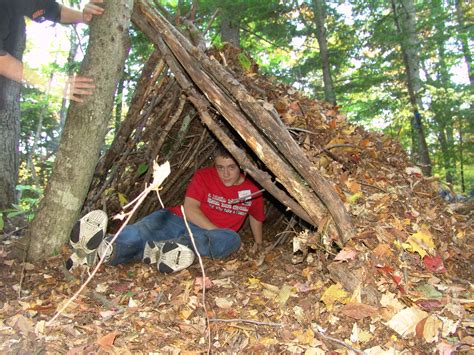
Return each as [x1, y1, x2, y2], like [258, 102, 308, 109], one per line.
[357, 180, 387, 193]
[325, 144, 357, 150]
[1, 225, 28, 239]
[209, 318, 282, 327]
[181, 206, 211, 355]
[316, 332, 363, 354]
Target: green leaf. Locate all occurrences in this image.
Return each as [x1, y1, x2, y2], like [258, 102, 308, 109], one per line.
[0, 213, 4, 231]
[117, 193, 128, 207]
[136, 163, 149, 177]
[238, 53, 252, 72]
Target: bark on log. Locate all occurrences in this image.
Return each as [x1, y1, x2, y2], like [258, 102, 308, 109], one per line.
[327, 262, 381, 306]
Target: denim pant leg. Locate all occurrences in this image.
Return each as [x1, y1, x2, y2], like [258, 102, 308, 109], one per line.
[176, 225, 241, 259]
[108, 209, 188, 265]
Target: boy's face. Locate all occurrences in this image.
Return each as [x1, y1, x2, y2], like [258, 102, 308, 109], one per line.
[215, 156, 241, 186]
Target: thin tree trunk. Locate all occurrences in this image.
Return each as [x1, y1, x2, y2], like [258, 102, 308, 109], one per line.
[27, 0, 133, 261]
[59, 28, 79, 129]
[391, 0, 432, 176]
[115, 75, 125, 135]
[458, 117, 465, 192]
[311, 0, 336, 105]
[455, 0, 473, 84]
[220, 16, 240, 48]
[0, 18, 25, 209]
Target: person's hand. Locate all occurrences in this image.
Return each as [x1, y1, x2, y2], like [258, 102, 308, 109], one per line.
[249, 242, 263, 256]
[82, 0, 105, 23]
[64, 75, 96, 102]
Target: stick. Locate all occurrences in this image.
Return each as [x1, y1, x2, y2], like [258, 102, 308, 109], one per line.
[181, 206, 211, 355]
[209, 318, 282, 327]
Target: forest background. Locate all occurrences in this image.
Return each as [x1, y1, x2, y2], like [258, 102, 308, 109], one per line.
[1, 0, 472, 227]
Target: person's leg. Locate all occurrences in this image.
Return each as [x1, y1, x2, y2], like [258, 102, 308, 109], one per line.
[176, 226, 241, 259]
[106, 209, 187, 265]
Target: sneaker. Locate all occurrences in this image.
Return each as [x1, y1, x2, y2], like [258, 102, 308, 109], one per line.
[66, 210, 108, 270]
[143, 241, 195, 273]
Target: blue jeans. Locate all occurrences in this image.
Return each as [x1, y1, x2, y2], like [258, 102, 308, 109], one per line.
[107, 209, 241, 265]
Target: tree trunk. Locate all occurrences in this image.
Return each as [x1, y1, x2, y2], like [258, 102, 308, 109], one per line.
[114, 75, 125, 135]
[311, 0, 336, 105]
[220, 16, 240, 48]
[455, 0, 473, 84]
[0, 18, 25, 209]
[59, 28, 79, 129]
[391, 0, 432, 176]
[27, 0, 133, 261]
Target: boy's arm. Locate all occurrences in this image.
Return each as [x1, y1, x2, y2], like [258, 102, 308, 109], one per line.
[183, 196, 218, 230]
[249, 215, 263, 246]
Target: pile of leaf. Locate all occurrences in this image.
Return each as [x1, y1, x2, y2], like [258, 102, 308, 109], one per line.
[213, 44, 473, 351]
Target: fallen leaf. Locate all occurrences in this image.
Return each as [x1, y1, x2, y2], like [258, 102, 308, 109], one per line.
[436, 341, 456, 355]
[422, 315, 442, 343]
[334, 248, 358, 262]
[97, 331, 119, 349]
[386, 307, 428, 338]
[402, 229, 436, 258]
[215, 297, 233, 309]
[340, 303, 378, 320]
[423, 255, 446, 273]
[278, 284, 293, 306]
[320, 283, 349, 311]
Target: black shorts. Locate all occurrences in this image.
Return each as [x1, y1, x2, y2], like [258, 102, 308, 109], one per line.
[0, 0, 60, 56]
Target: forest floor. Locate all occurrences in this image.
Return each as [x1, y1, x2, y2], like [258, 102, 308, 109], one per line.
[0, 221, 472, 354]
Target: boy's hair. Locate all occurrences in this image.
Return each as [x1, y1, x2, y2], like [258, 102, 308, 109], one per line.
[213, 144, 234, 160]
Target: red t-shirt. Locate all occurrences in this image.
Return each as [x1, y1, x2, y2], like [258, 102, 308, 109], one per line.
[169, 167, 265, 231]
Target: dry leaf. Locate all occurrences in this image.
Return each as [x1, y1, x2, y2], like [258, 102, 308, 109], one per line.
[340, 303, 378, 320]
[386, 307, 428, 338]
[422, 315, 442, 343]
[402, 229, 436, 258]
[320, 283, 349, 311]
[97, 331, 119, 349]
[278, 284, 293, 306]
[334, 248, 358, 262]
[215, 297, 233, 309]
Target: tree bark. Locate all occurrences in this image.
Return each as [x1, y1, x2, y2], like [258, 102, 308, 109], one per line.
[27, 0, 133, 261]
[311, 0, 336, 105]
[455, 0, 473, 84]
[391, 0, 432, 176]
[220, 16, 240, 48]
[0, 18, 25, 209]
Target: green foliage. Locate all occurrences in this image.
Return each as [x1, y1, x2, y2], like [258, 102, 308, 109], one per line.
[0, 185, 43, 230]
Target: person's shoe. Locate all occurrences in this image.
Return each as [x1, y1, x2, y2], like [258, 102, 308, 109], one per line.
[143, 241, 195, 273]
[65, 210, 108, 270]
